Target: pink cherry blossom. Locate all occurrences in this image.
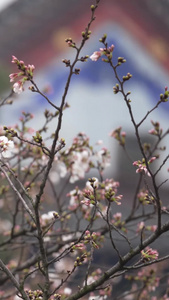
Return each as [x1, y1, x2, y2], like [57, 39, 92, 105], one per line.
[133, 160, 150, 176]
[148, 128, 156, 135]
[108, 44, 115, 52]
[11, 55, 18, 63]
[9, 73, 18, 82]
[10, 56, 35, 94]
[27, 64, 35, 71]
[13, 81, 24, 94]
[90, 51, 102, 61]
[0, 136, 14, 158]
[148, 156, 157, 163]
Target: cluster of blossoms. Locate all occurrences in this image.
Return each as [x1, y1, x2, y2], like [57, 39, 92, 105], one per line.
[25, 289, 43, 300]
[82, 178, 99, 206]
[9, 56, 35, 94]
[58, 133, 92, 183]
[102, 178, 122, 205]
[53, 133, 110, 183]
[82, 177, 122, 208]
[141, 247, 159, 262]
[0, 136, 14, 158]
[68, 149, 91, 183]
[65, 37, 77, 48]
[137, 189, 155, 205]
[133, 156, 157, 176]
[137, 189, 149, 205]
[83, 230, 103, 249]
[67, 177, 123, 210]
[66, 178, 122, 225]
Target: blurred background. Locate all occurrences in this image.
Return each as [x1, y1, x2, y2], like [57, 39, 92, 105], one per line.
[0, 0, 169, 187]
[0, 1, 169, 297]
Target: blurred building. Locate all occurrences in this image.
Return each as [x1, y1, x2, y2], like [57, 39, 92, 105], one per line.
[0, 0, 169, 182]
[0, 0, 169, 69]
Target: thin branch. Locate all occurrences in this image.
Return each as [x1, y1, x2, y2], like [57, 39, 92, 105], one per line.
[0, 165, 35, 223]
[0, 259, 29, 300]
[137, 100, 163, 128]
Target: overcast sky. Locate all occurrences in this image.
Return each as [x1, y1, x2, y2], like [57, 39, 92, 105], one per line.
[0, 0, 17, 11]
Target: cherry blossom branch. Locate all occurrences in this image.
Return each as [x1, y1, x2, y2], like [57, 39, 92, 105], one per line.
[105, 46, 162, 230]
[35, 1, 100, 208]
[26, 5, 101, 296]
[66, 219, 169, 300]
[124, 253, 169, 270]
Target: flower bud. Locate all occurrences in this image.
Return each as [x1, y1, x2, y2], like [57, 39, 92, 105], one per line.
[160, 93, 164, 100]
